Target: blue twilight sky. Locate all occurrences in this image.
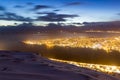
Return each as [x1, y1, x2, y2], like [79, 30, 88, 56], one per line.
[0, 0, 120, 26]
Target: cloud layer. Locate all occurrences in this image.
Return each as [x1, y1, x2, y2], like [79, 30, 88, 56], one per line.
[32, 5, 52, 10]
[0, 12, 32, 21]
[36, 12, 78, 22]
[0, 1, 81, 23]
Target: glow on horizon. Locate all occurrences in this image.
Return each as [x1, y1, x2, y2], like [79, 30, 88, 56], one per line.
[0, 20, 23, 26]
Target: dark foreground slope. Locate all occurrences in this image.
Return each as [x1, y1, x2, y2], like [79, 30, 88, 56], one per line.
[0, 51, 119, 80]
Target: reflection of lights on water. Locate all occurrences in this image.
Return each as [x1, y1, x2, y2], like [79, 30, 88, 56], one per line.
[49, 58, 120, 74]
[23, 36, 120, 52]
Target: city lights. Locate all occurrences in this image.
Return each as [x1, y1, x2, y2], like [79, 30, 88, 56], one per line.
[23, 36, 120, 52]
[49, 58, 120, 74]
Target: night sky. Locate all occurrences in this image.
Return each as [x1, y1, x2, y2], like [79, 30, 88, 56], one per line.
[0, 0, 120, 26]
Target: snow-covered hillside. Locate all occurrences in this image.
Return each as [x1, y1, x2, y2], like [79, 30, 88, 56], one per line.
[0, 51, 119, 80]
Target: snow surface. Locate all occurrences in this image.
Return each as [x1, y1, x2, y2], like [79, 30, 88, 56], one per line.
[0, 51, 119, 80]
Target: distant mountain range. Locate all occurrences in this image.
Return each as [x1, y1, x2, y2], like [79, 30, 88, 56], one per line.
[0, 21, 120, 34]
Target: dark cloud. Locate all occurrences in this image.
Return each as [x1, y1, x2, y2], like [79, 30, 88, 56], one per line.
[14, 5, 24, 8]
[53, 9, 60, 12]
[65, 2, 82, 6]
[36, 12, 78, 22]
[0, 6, 6, 11]
[0, 12, 32, 21]
[73, 23, 82, 25]
[36, 12, 55, 14]
[32, 5, 52, 10]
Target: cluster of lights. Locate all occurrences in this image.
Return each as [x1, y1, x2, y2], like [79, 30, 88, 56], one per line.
[23, 36, 120, 52]
[49, 58, 120, 74]
[85, 30, 120, 33]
